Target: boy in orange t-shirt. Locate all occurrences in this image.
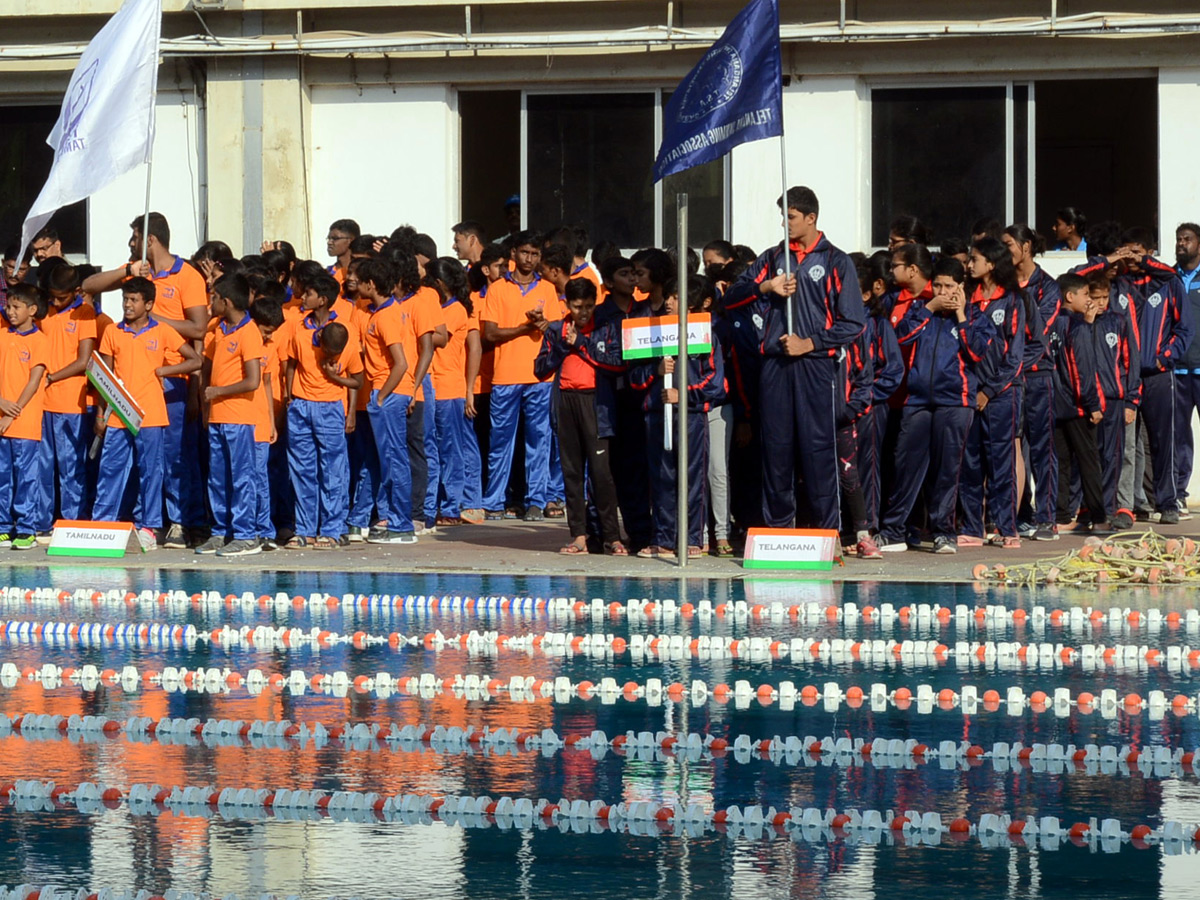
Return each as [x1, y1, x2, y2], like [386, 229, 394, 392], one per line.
[198, 273, 264, 557]
[283, 274, 363, 548]
[92, 278, 201, 550]
[0, 285, 50, 549]
[479, 231, 562, 519]
[250, 297, 284, 548]
[38, 264, 98, 532]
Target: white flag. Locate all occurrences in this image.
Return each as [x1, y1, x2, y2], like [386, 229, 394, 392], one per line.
[18, 0, 162, 262]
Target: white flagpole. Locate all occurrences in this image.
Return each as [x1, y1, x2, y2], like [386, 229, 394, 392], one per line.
[140, 159, 153, 266]
[780, 131, 793, 335]
[676, 193, 690, 567]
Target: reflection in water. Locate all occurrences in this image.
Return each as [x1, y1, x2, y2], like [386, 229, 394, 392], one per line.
[0, 568, 1197, 897]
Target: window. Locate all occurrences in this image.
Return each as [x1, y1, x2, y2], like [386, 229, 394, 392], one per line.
[871, 78, 1157, 247]
[0, 106, 87, 256]
[522, 92, 726, 251]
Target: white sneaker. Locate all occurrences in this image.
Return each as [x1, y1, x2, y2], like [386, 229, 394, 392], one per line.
[878, 541, 908, 553]
[347, 526, 368, 543]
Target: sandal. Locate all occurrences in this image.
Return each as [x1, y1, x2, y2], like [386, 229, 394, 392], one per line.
[545, 502, 565, 519]
[436, 516, 463, 526]
[461, 509, 485, 524]
[687, 545, 703, 559]
[713, 540, 734, 557]
[311, 536, 338, 550]
[284, 535, 309, 550]
[636, 545, 661, 558]
[604, 541, 628, 556]
[559, 539, 588, 555]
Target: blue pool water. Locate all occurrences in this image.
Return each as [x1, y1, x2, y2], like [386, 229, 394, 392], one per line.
[0, 567, 1197, 899]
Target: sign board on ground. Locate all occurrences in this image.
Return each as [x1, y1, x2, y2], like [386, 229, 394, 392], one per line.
[47, 520, 133, 558]
[742, 528, 841, 570]
[86, 352, 144, 434]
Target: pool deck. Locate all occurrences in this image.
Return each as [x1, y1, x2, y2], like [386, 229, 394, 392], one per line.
[26, 517, 1200, 583]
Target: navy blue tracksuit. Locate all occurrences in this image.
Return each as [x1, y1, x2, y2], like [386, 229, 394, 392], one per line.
[595, 297, 652, 549]
[715, 306, 763, 531]
[858, 313, 903, 532]
[1093, 301, 1140, 516]
[1075, 254, 1193, 511]
[724, 233, 866, 529]
[1175, 264, 1200, 499]
[630, 338, 726, 549]
[960, 286, 1027, 539]
[1019, 265, 1062, 527]
[1052, 313, 1107, 525]
[878, 301, 994, 544]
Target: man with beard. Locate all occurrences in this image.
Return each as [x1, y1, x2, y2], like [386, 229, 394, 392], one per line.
[1174, 222, 1200, 516]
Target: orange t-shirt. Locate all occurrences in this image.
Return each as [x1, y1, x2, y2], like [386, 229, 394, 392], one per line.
[361, 297, 409, 393]
[42, 295, 98, 414]
[286, 311, 363, 403]
[150, 256, 208, 323]
[481, 273, 562, 386]
[255, 335, 279, 443]
[396, 287, 444, 399]
[205, 313, 265, 426]
[559, 320, 597, 391]
[470, 289, 494, 395]
[571, 262, 603, 294]
[327, 263, 347, 288]
[0, 326, 49, 441]
[98, 318, 187, 429]
[432, 299, 472, 401]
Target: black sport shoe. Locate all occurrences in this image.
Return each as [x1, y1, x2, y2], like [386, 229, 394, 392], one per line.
[1033, 524, 1059, 541]
[162, 523, 187, 549]
[524, 505, 545, 522]
[1111, 510, 1134, 530]
[1159, 508, 1180, 526]
[216, 538, 263, 557]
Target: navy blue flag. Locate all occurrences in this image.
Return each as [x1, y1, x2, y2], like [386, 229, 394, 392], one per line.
[653, 0, 783, 183]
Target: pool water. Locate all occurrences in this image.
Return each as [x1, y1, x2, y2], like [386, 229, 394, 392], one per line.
[0, 567, 1197, 899]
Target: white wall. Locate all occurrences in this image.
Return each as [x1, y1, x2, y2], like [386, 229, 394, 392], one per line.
[86, 89, 205, 274]
[309, 84, 459, 262]
[730, 76, 866, 255]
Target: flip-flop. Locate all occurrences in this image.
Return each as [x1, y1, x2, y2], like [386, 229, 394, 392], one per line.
[687, 545, 703, 559]
[604, 541, 628, 556]
[559, 541, 588, 555]
[285, 535, 309, 550]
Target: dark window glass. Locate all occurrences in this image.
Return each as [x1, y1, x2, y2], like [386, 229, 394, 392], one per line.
[663, 157, 725, 250]
[526, 93, 654, 248]
[1034, 77, 1157, 243]
[871, 86, 1006, 246]
[0, 106, 87, 255]
[1014, 84, 1029, 226]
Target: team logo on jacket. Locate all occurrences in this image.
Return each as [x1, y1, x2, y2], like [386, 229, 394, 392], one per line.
[950, 327, 959, 338]
[65, 321, 77, 334]
[1118, 294, 1129, 309]
[1147, 292, 1163, 308]
[596, 340, 606, 354]
[808, 265, 826, 282]
[226, 340, 239, 354]
[146, 339, 158, 351]
[991, 309, 1005, 325]
[752, 313, 763, 330]
[1106, 332, 1119, 348]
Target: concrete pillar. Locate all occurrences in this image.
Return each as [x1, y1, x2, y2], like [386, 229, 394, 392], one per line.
[1159, 67, 1200, 506]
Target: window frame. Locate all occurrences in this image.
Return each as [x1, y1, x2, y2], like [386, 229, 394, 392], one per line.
[519, 87, 729, 251]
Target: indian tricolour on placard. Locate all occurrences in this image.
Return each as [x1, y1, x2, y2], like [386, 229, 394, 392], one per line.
[47, 520, 133, 558]
[743, 528, 841, 570]
[86, 352, 144, 433]
[621, 313, 713, 360]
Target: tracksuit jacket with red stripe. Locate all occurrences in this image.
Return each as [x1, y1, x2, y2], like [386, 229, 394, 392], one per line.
[533, 318, 626, 438]
[968, 285, 1026, 399]
[1052, 313, 1102, 420]
[838, 328, 874, 427]
[1022, 265, 1061, 375]
[1093, 302, 1141, 410]
[895, 302, 995, 408]
[1072, 255, 1193, 374]
[723, 233, 866, 357]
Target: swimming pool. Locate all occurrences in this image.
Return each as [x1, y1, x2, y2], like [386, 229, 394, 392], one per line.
[0, 568, 1196, 899]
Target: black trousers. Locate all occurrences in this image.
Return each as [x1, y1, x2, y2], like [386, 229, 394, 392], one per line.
[557, 389, 620, 543]
[1055, 416, 1107, 525]
[612, 387, 652, 547]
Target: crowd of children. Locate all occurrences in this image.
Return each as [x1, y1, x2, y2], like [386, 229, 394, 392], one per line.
[0, 191, 1197, 559]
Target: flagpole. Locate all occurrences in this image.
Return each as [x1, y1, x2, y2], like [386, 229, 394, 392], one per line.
[676, 192, 689, 568]
[140, 159, 152, 266]
[780, 131, 793, 335]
